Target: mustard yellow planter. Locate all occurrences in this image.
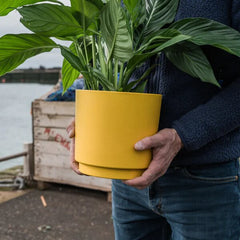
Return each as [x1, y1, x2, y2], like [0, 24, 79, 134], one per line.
[75, 90, 162, 179]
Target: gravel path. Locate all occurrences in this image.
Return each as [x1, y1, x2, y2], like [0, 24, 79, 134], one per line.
[0, 185, 114, 240]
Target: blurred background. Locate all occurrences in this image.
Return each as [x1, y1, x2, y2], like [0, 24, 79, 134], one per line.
[0, 0, 70, 170]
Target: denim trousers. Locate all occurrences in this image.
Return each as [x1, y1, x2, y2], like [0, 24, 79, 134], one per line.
[112, 159, 240, 240]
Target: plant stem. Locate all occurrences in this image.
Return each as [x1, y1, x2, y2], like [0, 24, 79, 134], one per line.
[98, 37, 107, 78]
[83, 72, 91, 90]
[92, 35, 96, 69]
[114, 59, 118, 89]
[83, 37, 89, 64]
[81, 2, 89, 65]
[108, 60, 113, 86]
[92, 35, 99, 89]
[118, 62, 124, 89]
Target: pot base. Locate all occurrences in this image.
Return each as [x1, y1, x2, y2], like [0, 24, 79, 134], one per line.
[79, 162, 145, 180]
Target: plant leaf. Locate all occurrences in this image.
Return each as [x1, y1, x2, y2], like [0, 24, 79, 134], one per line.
[0, 0, 63, 16]
[70, 0, 101, 33]
[123, 0, 145, 26]
[62, 43, 80, 92]
[124, 64, 156, 91]
[123, 0, 139, 12]
[60, 44, 97, 91]
[135, 0, 179, 47]
[165, 42, 220, 87]
[170, 18, 240, 57]
[0, 34, 57, 76]
[60, 45, 87, 74]
[19, 4, 82, 37]
[78, 37, 92, 64]
[145, 0, 179, 34]
[131, 79, 148, 93]
[100, 0, 133, 62]
[140, 28, 180, 48]
[123, 34, 191, 86]
[71, 0, 103, 12]
[91, 68, 115, 91]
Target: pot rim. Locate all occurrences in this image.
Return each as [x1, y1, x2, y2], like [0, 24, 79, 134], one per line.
[76, 89, 162, 97]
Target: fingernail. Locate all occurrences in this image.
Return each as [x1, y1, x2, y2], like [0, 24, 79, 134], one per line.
[66, 126, 71, 134]
[135, 141, 144, 150]
[69, 130, 74, 138]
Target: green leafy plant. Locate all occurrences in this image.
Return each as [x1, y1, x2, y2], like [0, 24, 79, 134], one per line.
[1, 0, 240, 92]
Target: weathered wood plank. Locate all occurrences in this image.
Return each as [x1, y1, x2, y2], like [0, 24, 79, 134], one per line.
[33, 109, 73, 128]
[34, 127, 69, 141]
[35, 152, 70, 169]
[32, 99, 112, 193]
[33, 100, 75, 116]
[34, 165, 112, 192]
[23, 143, 34, 178]
[35, 140, 70, 156]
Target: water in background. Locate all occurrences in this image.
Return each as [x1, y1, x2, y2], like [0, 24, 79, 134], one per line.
[0, 83, 53, 171]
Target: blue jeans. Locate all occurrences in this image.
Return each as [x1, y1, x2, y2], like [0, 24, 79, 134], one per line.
[112, 159, 240, 240]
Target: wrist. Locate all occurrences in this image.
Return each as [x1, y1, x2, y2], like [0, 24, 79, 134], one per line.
[172, 128, 184, 150]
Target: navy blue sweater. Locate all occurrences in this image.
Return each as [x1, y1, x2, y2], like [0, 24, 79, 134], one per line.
[135, 0, 240, 166]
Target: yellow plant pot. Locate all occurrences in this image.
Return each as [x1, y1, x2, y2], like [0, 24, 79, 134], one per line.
[75, 90, 162, 179]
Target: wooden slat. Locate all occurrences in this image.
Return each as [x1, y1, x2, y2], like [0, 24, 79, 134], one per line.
[33, 109, 73, 128]
[33, 100, 75, 115]
[34, 165, 112, 192]
[34, 127, 69, 141]
[32, 99, 112, 193]
[35, 140, 70, 156]
[35, 152, 70, 169]
[23, 143, 34, 178]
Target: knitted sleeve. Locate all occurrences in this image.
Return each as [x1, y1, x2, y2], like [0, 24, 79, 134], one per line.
[172, 1, 240, 151]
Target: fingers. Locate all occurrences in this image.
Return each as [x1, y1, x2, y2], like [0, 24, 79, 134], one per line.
[71, 160, 82, 175]
[134, 129, 182, 151]
[66, 118, 75, 138]
[70, 138, 83, 175]
[123, 172, 155, 190]
[124, 163, 165, 189]
[68, 121, 85, 176]
[135, 133, 163, 151]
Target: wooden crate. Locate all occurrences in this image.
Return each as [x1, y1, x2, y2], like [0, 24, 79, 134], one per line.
[32, 99, 112, 193]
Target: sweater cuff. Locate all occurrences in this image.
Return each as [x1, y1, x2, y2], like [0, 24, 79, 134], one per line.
[172, 121, 192, 151]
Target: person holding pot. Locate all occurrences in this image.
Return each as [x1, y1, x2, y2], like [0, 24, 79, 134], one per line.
[67, 1, 240, 239]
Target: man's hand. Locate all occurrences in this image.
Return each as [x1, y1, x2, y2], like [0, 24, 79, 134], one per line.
[124, 128, 183, 189]
[66, 118, 82, 175]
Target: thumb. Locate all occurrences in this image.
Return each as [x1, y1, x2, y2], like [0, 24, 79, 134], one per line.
[134, 134, 159, 151]
[66, 118, 75, 138]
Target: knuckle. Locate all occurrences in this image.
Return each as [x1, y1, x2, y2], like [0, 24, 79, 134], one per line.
[157, 167, 167, 178]
[66, 125, 71, 133]
[71, 162, 75, 170]
[142, 177, 151, 186]
[67, 119, 75, 131]
[143, 137, 153, 147]
[71, 162, 78, 170]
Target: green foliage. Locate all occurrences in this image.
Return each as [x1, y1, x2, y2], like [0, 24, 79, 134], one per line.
[62, 43, 81, 91]
[18, 4, 83, 38]
[70, 0, 103, 13]
[0, 0, 63, 16]
[165, 42, 219, 87]
[100, 0, 133, 63]
[170, 18, 240, 57]
[134, 0, 179, 48]
[0, 0, 240, 92]
[0, 34, 57, 76]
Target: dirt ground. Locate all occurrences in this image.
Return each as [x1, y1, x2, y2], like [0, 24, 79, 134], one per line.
[0, 190, 29, 204]
[0, 184, 114, 240]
